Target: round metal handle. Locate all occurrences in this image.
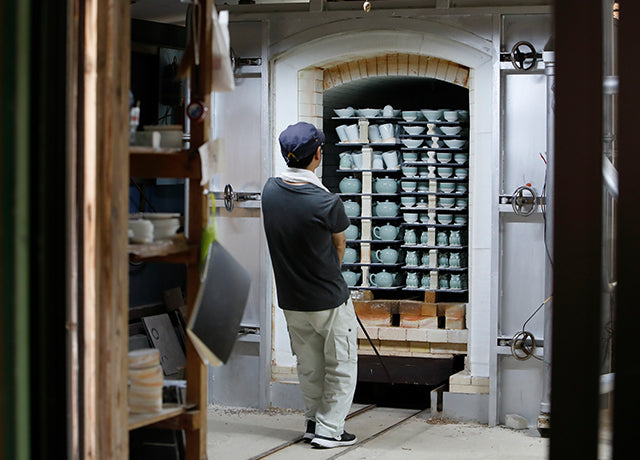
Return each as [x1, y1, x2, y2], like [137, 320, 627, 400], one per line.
[510, 41, 538, 71]
[511, 330, 536, 360]
[512, 185, 538, 217]
[223, 183, 235, 212]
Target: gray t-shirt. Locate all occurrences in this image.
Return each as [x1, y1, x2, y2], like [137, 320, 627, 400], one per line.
[262, 177, 350, 311]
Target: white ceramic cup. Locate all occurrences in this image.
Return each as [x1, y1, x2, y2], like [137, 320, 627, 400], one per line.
[372, 154, 384, 169]
[335, 125, 349, 142]
[345, 124, 359, 142]
[382, 151, 399, 169]
[351, 152, 363, 169]
[368, 125, 382, 142]
[379, 123, 394, 140]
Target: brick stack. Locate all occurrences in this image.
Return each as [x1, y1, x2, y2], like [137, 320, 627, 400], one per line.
[354, 294, 467, 359]
[128, 348, 163, 413]
[448, 369, 489, 394]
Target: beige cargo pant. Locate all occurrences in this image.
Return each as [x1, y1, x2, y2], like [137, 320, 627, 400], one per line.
[283, 298, 358, 438]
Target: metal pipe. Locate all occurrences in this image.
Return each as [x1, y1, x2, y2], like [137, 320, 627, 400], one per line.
[538, 46, 554, 433]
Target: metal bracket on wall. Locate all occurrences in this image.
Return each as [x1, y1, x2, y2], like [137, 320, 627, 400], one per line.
[230, 48, 262, 70]
[218, 183, 261, 212]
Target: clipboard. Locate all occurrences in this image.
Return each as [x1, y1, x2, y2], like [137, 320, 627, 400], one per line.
[187, 240, 251, 366]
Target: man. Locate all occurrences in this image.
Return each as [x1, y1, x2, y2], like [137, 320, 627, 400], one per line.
[261, 122, 358, 449]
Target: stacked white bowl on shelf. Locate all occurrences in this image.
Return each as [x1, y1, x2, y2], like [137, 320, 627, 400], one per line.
[128, 217, 153, 243]
[142, 212, 181, 240]
[128, 348, 163, 413]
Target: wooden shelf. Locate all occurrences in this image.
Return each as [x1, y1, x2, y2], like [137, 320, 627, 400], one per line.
[128, 234, 199, 264]
[128, 403, 188, 431]
[130, 148, 202, 179]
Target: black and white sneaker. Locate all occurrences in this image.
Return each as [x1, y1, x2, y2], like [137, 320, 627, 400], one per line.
[303, 420, 316, 443]
[310, 431, 357, 449]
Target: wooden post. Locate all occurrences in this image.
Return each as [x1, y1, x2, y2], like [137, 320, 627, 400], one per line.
[184, 0, 212, 458]
[78, 0, 130, 457]
[95, 0, 130, 457]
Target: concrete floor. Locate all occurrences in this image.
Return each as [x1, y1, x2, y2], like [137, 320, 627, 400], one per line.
[206, 404, 550, 459]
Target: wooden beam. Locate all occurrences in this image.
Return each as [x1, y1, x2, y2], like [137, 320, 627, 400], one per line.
[149, 409, 202, 431]
[130, 150, 202, 179]
[79, 0, 132, 456]
[184, 1, 213, 458]
[81, 0, 99, 456]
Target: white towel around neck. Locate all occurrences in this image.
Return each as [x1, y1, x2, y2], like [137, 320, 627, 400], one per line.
[280, 167, 330, 193]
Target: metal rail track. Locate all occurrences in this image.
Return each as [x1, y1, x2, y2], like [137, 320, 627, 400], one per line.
[249, 405, 426, 460]
[248, 404, 377, 460]
[327, 409, 427, 459]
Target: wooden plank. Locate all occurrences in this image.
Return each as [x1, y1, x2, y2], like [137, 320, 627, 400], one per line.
[130, 150, 202, 179]
[128, 404, 187, 431]
[149, 409, 202, 431]
[184, 1, 211, 458]
[95, 0, 130, 458]
[82, 0, 99, 456]
[127, 234, 198, 264]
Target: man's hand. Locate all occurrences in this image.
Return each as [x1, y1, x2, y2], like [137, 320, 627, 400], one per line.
[332, 232, 346, 265]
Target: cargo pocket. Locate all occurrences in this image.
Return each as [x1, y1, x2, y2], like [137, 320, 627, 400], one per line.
[335, 331, 357, 362]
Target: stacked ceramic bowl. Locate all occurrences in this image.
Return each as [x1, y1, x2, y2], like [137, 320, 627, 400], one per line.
[142, 213, 181, 240]
[128, 218, 153, 243]
[128, 348, 163, 413]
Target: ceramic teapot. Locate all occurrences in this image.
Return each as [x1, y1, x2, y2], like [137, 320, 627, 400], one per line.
[343, 200, 360, 217]
[339, 176, 362, 194]
[342, 270, 361, 286]
[343, 247, 358, 264]
[344, 224, 359, 241]
[369, 270, 393, 287]
[373, 223, 399, 241]
[450, 274, 462, 290]
[374, 176, 398, 194]
[339, 152, 353, 169]
[405, 250, 419, 266]
[406, 272, 419, 288]
[375, 247, 399, 264]
[374, 200, 399, 217]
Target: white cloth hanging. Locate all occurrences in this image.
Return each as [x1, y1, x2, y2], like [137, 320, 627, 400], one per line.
[280, 167, 330, 193]
[211, 7, 235, 92]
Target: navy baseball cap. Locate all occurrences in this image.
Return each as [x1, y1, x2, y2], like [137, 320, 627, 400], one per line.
[279, 122, 325, 165]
